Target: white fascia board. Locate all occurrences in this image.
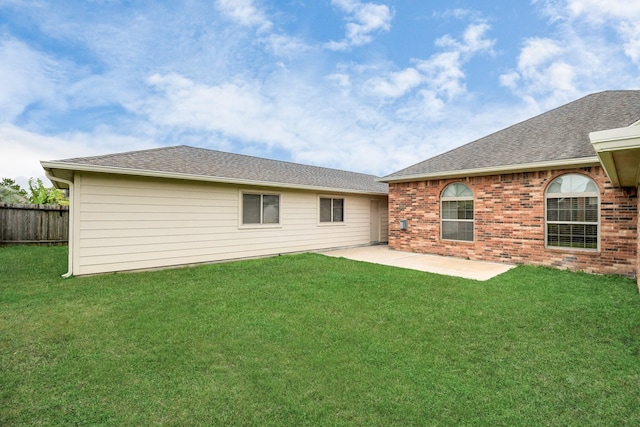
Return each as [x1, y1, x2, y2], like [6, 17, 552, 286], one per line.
[378, 157, 600, 183]
[40, 161, 388, 196]
[589, 125, 640, 187]
[589, 126, 640, 152]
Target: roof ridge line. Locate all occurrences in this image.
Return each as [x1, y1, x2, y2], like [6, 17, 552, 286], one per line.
[184, 146, 381, 178]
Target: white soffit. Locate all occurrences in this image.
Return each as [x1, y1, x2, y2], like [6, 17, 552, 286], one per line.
[590, 125, 640, 187]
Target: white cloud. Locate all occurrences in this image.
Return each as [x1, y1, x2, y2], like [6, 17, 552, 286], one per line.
[500, 37, 578, 102]
[564, 0, 640, 22]
[136, 32, 524, 176]
[263, 33, 309, 57]
[325, 0, 393, 51]
[516, 38, 563, 70]
[560, 0, 640, 64]
[215, 0, 272, 31]
[143, 73, 283, 144]
[0, 37, 62, 122]
[619, 22, 640, 64]
[436, 22, 494, 54]
[0, 123, 156, 187]
[499, 36, 582, 106]
[136, 71, 437, 175]
[501, 0, 640, 108]
[416, 52, 466, 100]
[326, 72, 351, 89]
[214, 0, 310, 58]
[0, 125, 63, 187]
[361, 21, 494, 101]
[369, 68, 422, 98]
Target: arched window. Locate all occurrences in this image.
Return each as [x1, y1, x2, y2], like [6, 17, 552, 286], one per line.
[545, 173, 599, 250]
[441, 183, 474, 242]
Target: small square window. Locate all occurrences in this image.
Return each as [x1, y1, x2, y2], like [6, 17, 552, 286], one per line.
[242, 193, 280, 225]
[320, 197, 344, 223]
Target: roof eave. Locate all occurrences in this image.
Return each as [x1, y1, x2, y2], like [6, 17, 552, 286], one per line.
[40, 161, 388, 196]
[378, 157, 601, 183]
[590, 125, 640, 188]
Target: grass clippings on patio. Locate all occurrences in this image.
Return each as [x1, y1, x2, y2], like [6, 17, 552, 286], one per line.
[1, 245, 640, 426]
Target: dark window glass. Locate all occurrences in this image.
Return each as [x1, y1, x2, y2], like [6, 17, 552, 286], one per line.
[242, 194, 261, 224]
[243, 194, 280, 225]
[320, 198, 344, 223]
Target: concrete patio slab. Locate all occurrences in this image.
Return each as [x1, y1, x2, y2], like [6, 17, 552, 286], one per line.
[319, 245, 515, 281]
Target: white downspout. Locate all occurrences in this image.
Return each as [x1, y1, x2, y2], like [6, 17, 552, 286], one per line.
[45, 171, 74, 278]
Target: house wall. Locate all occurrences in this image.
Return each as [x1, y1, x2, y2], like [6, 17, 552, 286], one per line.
[381, 200, 389, 243]
[388, 166, 638, 277]
[71, 172, 388, 275]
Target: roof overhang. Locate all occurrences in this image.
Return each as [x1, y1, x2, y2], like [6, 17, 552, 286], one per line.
[41, 161, 388, 196]
[590, 125, 640, 188]
[378, 157, 600, 184]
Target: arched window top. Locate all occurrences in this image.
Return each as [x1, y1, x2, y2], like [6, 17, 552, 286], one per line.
[546, 174, 598, 195]
[442, 183, 473, 198]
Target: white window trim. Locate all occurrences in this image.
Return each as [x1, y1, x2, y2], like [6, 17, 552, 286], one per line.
[317, 195, 346, 226]
[238, 190, 282, 229]
[544, 176, 600, 252]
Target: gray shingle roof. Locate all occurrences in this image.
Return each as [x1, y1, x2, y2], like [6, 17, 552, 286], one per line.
[382, 90, 640, 181]
[46, 145, 388, 194]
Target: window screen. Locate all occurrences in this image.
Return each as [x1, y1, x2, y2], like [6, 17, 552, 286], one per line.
[242, 193, 280, 225]
[320, 197, 344, 223]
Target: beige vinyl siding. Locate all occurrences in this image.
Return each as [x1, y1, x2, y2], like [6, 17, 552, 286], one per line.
[72, 172, 387, 275]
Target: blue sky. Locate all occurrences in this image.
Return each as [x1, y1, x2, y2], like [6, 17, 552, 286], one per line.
[1, 0, 639, 187]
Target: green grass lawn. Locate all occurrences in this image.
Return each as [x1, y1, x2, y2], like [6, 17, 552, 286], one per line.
[1, 246, 640, 426]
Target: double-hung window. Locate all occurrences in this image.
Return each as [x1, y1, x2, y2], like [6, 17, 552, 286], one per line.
[319, 197, 344, 223]
[242, 193, 280, 225]
[441, 183, 474, 242]
[545, 174, 599, 250]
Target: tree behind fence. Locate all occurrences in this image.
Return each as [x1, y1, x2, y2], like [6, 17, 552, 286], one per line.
[0, 203, 69, 246]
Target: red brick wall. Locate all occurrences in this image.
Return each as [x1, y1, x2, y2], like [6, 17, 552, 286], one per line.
[388, 166, 638, 277]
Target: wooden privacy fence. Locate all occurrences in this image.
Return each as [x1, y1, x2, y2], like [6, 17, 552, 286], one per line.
[0, 203, 69, 246]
